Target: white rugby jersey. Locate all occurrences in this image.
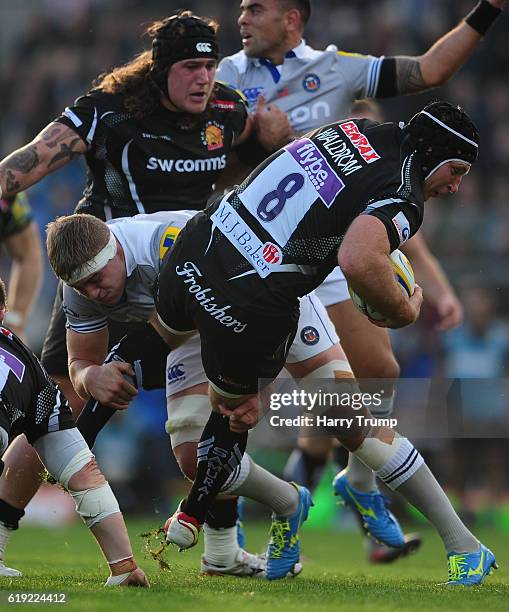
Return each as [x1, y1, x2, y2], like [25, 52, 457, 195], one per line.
[217, 41, 383, 134]
[63, 211, 196, 333]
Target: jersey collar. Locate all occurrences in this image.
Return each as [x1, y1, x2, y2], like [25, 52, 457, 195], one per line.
[255, 40, 306, 83]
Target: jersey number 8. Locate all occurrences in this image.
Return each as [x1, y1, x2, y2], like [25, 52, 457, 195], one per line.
[257, 173, 304, 222]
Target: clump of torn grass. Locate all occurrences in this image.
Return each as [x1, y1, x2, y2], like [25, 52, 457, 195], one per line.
[140, 526, 171, 571]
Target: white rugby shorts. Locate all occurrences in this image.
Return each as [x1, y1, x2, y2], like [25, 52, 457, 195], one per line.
[313, 267, 351, 308]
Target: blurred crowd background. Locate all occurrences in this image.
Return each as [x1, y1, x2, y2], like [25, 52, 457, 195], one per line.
[1, 0, 509, 528]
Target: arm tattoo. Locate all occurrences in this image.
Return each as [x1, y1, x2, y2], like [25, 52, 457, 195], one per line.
[395, 57, 426, 94]
[42, 126, 64, 146]
[43, 125, 80, 150]
[47, 138, 82, 167]
[5, 170, 21, 193]
[5, 146, 39, 174]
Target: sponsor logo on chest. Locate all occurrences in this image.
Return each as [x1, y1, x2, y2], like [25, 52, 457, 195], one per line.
[289, 101, 331, 126]
[285, 139, 345, 207]
[146, 155, 227, 173]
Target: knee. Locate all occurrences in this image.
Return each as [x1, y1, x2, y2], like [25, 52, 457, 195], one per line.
[361, 352, 400, 380]
[379, 352, 400, 379]
[173, 442, 198, 481]
[68, 458, 107, 491]
[55, 447, 119, 528]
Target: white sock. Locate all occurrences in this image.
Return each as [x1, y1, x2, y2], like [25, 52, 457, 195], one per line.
[0, 522, 12, 561]
[228, 457, 299, 517]
[395, 464, 479, 553]
[203, 524, 239, 567]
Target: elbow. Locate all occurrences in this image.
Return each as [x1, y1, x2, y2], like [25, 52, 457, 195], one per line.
[338, 250, 363, 283]
[425, 73, 447, 89]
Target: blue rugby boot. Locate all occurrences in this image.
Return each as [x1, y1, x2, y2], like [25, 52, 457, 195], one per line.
[446, 543, 497, 586]
[265, 484, 313, 580]
[333, 471, 405, 548]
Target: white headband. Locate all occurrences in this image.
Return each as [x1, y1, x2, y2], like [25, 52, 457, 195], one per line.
[424, 158, 471, 181]
[420, 111, 479, 149]
[64, 232, 117, 286]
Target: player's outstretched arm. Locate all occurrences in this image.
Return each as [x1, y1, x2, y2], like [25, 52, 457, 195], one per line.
[3, 222, 43, 341]
[0, 122, 88, 199]
[338, 216, 422, 328]
[401, 232, 463, 331]
[391, 0, 505, 94]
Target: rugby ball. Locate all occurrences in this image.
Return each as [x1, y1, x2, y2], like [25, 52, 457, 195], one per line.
[348, 249, 415, 322]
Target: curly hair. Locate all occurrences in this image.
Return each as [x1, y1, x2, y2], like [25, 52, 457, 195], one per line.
[94, 12, 219, 119]
[95, 50, 159, 118]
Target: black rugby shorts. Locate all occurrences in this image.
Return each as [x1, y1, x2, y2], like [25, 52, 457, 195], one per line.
[156, 218, 299, 396]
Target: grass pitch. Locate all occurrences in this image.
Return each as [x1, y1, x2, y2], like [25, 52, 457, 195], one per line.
[0, 518, 508, 611]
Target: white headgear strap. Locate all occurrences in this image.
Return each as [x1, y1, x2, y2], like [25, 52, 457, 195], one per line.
[424, 158, 471, 181]
[65, 232, 117, 286]
[420, 111, 479, 149]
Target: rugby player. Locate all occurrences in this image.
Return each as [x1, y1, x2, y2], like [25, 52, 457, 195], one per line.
[0, 277, 148, 586]
[155, 102, 497, 585]
[0, 10, 292, 573]
[216, 0, 504, 561]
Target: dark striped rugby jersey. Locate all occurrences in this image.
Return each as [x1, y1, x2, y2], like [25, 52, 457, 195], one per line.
[192, 118, 424, 312]
[56, 83, 248, 219]
[0, 327, 70, 442]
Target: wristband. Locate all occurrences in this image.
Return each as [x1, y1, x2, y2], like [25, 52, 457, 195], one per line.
[465, 0, 502, 36]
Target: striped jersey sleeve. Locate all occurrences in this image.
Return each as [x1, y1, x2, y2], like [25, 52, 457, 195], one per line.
[332, 51, 384, 100]
[55, 89, 116, 146]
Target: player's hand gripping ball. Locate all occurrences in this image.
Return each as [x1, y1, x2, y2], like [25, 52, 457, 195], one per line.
[348, 249, 415, 323]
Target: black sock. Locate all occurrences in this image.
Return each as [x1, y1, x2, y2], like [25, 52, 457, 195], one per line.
[283, 448, 327, 493]
[0, 499, 25, 530]
[182, 411, 248, 524]
[76, 323, 169, 447]
[205, 498, 239, 529]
